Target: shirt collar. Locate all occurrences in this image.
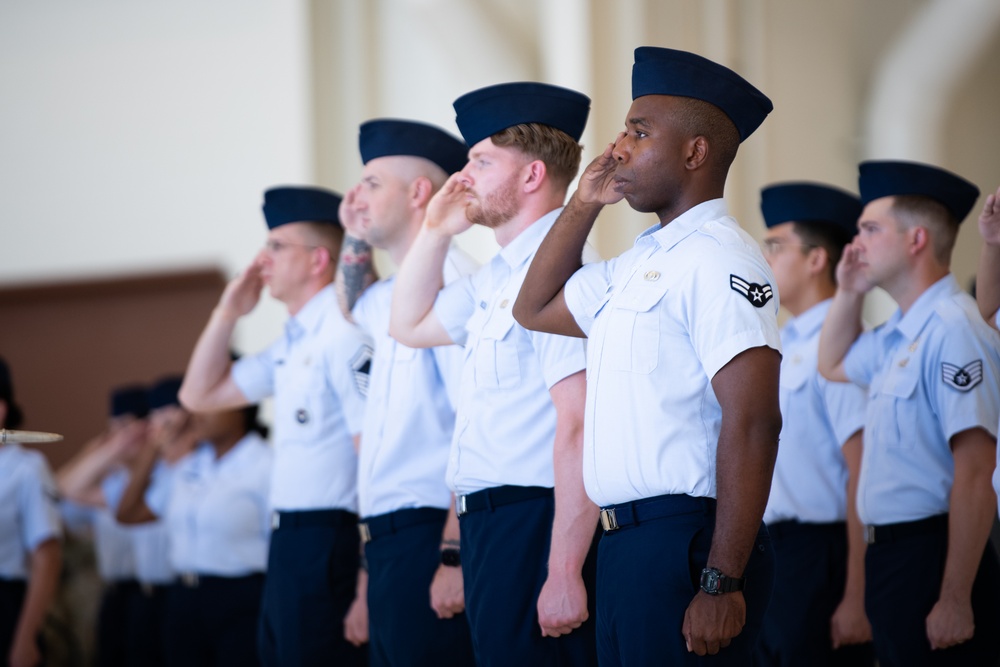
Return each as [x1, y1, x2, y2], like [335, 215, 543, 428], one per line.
[497, 208, 563, 271]
[785, 299, 833, 340]
[893, 274, 960, 341]
[634, 198, 729, 252]
[288, 283, 336, 339]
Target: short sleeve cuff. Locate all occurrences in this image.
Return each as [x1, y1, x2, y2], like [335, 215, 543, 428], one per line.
[700, 328, 781, 380]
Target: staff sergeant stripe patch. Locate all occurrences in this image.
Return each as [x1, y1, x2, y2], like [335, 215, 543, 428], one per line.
[941, 360, 983, 392]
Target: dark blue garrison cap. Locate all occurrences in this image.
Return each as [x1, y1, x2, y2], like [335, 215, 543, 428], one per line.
[147, 376, 183, 412]
[631, 47, 773, 142]
[262, 186, 342, 230]
[453, 82, 590, 147]
[858, 161, 980, 223]
[359, 119, 468, 175]
[760, 182, 862, 238]
[110, 385, 148, 419]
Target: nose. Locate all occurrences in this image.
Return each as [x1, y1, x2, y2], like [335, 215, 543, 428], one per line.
[457, 165, 473, 187]
[611, 136, 629, 163]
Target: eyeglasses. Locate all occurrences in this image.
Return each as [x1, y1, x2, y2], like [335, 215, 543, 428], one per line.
[760, 239, 816, 257]
[264, 239, 318, 254]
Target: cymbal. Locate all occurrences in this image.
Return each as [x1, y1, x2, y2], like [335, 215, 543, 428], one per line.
[0, 429, 65, 444]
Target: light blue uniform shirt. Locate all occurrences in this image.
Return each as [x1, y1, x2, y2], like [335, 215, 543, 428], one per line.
[146, 433, 272, 576]
[232, 284, 372, 512]
[0, 444, 61, 580]
[763, 299, 867, 525]
[433, 209, 588, 495]
[354, 246, 478, 518]
[103, 468, 173, 585]
[845, 274, 1000, 525]
[564, 199, 782, 507]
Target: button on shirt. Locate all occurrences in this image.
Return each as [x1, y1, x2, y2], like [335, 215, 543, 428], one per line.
[103, 468, 173, 585]
[563, 199, 781, 507]
[433, 209, 588, 495]
[845, 274, 1000, 526]
[354, 246, 479, 518]
[145, 433, 273, 576]
[232, 284, 371, 512]
[763, 299, 867, 525]
[0, 444, 61, 579]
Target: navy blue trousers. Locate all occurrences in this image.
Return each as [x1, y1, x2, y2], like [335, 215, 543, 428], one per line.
[755, 521, 875, 667]
[459, 488, 599, 667]
[96, 580, 138, 667]
[364, 508, 475, 667]
[127, 584, 168, 667]
[0, 579, 27, 665]
[258, 510, 367, 667]
[163, 574, 264, 667]
[865, 516, 1000, 667]
[596, 497, 773, 666]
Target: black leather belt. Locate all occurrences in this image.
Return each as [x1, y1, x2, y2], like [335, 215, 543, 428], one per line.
[864, 513, 947, 545]
[358, 507, 446, 544]
[271, 508, 358, 530]
[177, 572, 265, 589]
[599, 494, 716, 532]
[766, 520, 845, 540]
[456, 486, 552, 517]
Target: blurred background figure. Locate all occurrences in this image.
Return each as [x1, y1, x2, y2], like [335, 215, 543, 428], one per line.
[0, 355, 63, 667]
[116, 376, 272, 667]
[56, 385, 172, 667]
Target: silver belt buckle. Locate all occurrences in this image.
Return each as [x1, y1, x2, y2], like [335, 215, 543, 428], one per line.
[457, 495, 468, 517]
[358, 523, 372, 544]
[599, 508, 619, 532]
[271, 511, 281, 530]
[180, 572, 199, 588]
[864, 525, 876, 545]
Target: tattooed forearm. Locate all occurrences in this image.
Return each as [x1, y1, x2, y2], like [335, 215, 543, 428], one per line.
[336, 235, 378, 320]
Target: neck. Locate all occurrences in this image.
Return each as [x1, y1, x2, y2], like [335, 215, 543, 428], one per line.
[493, 193, 565, 248]
[655, 184, 723, 227]
[387, 216, 423, 266]
[284, 280, 328, 316]
[884, 264, 949, 314]
[210, 430, 243, 460]
[784, 281, 835, 318]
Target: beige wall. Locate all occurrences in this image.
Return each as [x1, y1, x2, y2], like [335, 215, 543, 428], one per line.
[2, 0, 998, 339]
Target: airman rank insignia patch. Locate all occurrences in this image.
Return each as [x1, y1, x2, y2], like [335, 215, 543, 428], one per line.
[730, 275, 773, 308]
[942, 360, 982, 392]
[351, 344, 374, 396]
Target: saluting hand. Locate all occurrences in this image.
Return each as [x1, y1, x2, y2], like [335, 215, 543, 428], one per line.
[576, 132, 627, 207]
[339, 185, 368, 242]
[537, 571, 588, 638]
[218, 259, 265, 320]
[977, 185, 1000, 246]
[429, 565, 466, 619]
[682, 591, 745, 656]
[835, 241, 875, 296]
[926, 596, 975, 650]
[424, 173, 474, 238]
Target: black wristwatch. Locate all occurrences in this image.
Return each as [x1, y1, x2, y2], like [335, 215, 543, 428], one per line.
[699, 567, 745, 595]
[440, 548, 461, 567]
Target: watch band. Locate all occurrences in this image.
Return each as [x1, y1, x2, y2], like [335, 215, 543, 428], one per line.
[699, 567, 745, 595]
[440, 547, 461, 567]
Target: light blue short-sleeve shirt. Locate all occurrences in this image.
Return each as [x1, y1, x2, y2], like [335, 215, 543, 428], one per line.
[845, 275, 1000, 525]
[102, 468, 173, 584]
[432, 210, 588, 495]
[146, 433, 273, 576]
[0, 444, 61, 579]
[763, 299, 867, 525]
[564, 199, 782, 507]
[354, 246, 479, 518]
[231, 284, 372, 512]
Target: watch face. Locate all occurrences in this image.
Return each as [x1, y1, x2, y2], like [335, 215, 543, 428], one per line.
[441, 548, 461, 567]
[700, 568, 721, 594]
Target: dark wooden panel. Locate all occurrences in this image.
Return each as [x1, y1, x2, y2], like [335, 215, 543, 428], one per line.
[0, 268, 227, 469]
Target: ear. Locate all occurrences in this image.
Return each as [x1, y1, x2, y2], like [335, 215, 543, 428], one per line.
[805, 245, 829, 277]
[409, 176, 434, 209]
[685, 136, 709, 171]
[311, 245, 334, 276]
[909, 226, 930, 255]
[522, 160, 547, 194]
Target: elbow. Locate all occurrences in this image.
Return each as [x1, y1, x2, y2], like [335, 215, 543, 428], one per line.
[511, 299, 532, 331]
[178, 383, 204, 412]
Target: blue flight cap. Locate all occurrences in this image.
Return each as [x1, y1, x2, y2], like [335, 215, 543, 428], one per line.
[146, 376, 183, 412]
[359, 119, 468, 175]
[631, 47, 773, 142]
[760, 182, 862, 238]
[262, 186, 342, 230]
[858, 160, 980, 223]
[110, 385, 148, 419]
[453, 82, 590, 147]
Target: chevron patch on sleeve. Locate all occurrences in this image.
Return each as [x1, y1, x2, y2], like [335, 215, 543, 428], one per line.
[941, 360, 983, 392]
[730, 274, 774, 308]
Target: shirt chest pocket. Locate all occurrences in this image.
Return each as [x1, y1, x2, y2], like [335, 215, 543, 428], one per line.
[871, 363, 920, 449]
[473, 311, 521, 390]
[276, 359, 329, 442]
[604, 282, 667, 374]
